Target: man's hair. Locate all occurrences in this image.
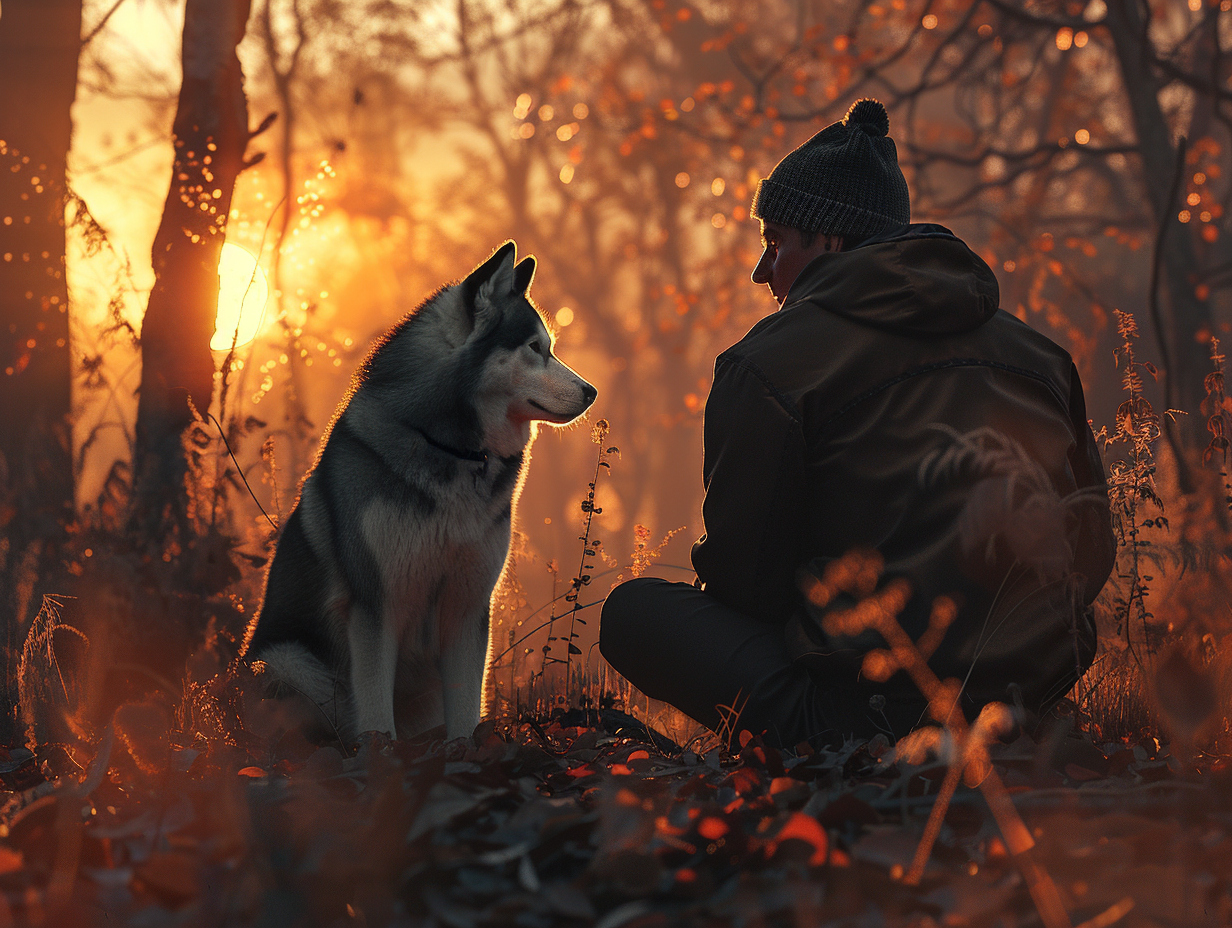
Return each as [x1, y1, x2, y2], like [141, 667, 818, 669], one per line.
[797, 228, 866, 252]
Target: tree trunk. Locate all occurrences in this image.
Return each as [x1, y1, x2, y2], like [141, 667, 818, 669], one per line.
[0, 0, 81, 744]
[1105, 1, 1214, 446]
[131, 0, 253, 540]
[257, 0, 314, 484]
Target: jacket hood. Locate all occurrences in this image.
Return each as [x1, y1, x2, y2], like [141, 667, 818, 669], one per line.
[784, 223, 1000, 336]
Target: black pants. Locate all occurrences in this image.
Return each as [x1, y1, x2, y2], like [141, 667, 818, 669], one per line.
[599, 578, 914, 749]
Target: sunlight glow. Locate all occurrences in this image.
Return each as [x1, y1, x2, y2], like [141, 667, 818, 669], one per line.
[212, 243, 269, 351]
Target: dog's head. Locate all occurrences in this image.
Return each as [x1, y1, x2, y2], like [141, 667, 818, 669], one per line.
[460, 242, 597, 451]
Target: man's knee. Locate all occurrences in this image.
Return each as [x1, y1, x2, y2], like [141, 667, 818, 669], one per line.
[599, 577, 666, 667]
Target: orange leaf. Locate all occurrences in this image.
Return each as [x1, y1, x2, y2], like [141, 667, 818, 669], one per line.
[0, 846, 22, 874]
[768, 812, 828, 865]
[237, 766, 267, 778]
[769, 777, 798, 795]
[609, 763, 633, 776]
[723, 766, 761, 796]
[136, 850, 200, 903]
[655, 815, 685, 837]
[626, 750, 649, 762]
[697, 817, 728, 840]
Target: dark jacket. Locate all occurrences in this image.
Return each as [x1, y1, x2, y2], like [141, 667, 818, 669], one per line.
[691, 224, 1114, 727]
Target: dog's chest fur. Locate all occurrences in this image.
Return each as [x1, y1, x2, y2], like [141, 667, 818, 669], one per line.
[356, 452, 522, 643]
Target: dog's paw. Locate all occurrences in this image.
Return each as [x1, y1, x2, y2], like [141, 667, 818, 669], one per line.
[351, 728, 395, 760]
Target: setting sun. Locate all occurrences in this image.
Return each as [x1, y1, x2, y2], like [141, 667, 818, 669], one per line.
[212, 242, 269, 351]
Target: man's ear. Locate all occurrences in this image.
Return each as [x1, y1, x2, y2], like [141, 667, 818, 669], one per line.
[513, 256, 535, 295]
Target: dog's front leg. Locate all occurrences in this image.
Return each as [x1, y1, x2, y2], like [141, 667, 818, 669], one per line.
[348, 614, 399, 739]
[440, 605, 488, 741]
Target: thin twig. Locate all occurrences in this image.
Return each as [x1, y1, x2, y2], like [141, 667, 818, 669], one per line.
[1149, 135, 1194, 493]
[81, 0, 129, 48]
[207, 413, 278, 531]
[563, 423, 615, 697]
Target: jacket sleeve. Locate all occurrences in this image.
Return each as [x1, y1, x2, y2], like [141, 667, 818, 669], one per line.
[691, 354, 807, 622]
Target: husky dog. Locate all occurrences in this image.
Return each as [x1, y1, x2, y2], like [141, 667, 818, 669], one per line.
[242, 242, 596, 742]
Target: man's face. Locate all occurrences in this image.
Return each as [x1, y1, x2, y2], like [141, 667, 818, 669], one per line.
[751, 220, 839, 307]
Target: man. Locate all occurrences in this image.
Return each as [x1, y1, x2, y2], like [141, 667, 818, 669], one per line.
[599, 99, 1114, 748]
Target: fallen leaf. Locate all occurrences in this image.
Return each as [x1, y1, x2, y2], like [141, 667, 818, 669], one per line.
[767, 812, 828, 866]
[0, 846, 21, 874]
[135, 850, 199, 906]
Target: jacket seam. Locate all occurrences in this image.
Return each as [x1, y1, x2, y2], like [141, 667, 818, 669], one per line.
[716, 352, 803, 423]
[819, 358, 1067, 432]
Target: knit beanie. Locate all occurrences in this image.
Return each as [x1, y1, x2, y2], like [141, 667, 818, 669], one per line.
[751, 98, 910, 238]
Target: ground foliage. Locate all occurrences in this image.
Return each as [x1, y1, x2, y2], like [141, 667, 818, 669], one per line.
[0, 312, 1227, 927]
[0, 698, 1228, 927]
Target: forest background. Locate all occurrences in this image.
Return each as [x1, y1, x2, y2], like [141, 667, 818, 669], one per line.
[2, 0, 1232, 749]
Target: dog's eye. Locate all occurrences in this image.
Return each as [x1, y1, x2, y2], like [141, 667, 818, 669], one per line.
[528, 339, 542, 355]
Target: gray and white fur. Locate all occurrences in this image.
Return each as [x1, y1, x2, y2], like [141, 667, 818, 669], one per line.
[242, 242, 596, 742]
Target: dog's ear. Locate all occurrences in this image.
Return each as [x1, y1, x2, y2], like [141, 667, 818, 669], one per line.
[465, 241, 516, 294]
[460, 241, 518, 338]
[513, 256, 535, 295]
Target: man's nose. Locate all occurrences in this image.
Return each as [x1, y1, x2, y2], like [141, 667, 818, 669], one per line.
[751, 248, 772, 284]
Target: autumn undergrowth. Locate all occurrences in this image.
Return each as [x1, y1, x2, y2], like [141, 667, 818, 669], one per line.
[486, 418, 692, 746]
[1076, 311, 1232, 755]
[8, 330, 1232, 926]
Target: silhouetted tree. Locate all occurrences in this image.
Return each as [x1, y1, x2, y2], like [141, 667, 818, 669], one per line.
[254, 0, 314, 482]
[0, 0, 82, 742]
[131, 0, 257, 543]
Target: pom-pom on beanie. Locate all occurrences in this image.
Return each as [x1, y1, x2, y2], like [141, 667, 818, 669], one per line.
[751, 98, 910, 238]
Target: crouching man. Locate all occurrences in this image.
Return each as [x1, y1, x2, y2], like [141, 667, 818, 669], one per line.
[599, 99, 1114, 749]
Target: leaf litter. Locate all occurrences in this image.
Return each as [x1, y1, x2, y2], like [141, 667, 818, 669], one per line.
[0, 701, 1227, 927]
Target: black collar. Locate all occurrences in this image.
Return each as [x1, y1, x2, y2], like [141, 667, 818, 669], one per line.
[415, 428, 489, 464]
